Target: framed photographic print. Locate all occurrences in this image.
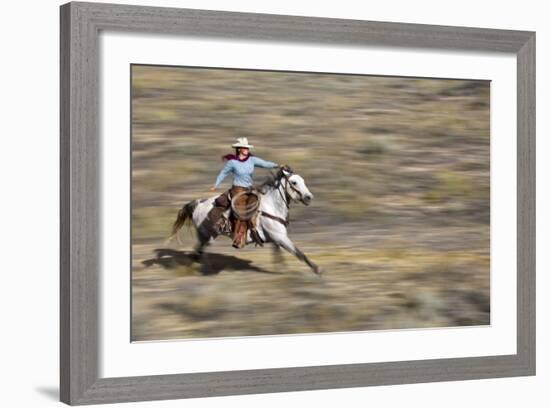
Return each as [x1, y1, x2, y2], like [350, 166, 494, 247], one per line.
[60, 1, 535, 405]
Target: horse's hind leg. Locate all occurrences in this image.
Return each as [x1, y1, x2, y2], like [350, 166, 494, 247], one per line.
[194, 225, 213, 257]
[194, 225, 220, 275]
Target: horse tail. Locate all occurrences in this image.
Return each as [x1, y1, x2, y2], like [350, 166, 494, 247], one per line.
[168, 200, 198, 243]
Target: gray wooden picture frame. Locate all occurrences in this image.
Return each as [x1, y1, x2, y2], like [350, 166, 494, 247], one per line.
[60, 1, 536, 405]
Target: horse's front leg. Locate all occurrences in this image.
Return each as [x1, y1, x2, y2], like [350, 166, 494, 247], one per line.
[276, 235, 321, 276]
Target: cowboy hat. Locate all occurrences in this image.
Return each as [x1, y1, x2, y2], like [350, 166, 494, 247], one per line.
[231, 137, 254, 149]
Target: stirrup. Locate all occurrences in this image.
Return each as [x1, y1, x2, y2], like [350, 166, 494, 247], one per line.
[250, 228, 264, 247]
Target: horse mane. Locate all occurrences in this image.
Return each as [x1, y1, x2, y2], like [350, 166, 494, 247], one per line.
[258, 166, 294, 193]
[258, 171, 279, 193]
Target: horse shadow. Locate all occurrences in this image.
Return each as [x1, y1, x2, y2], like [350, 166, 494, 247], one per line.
[142, 248, 279, 276]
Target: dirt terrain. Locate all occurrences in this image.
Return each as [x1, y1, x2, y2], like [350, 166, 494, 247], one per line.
[131, 65, 490, 341]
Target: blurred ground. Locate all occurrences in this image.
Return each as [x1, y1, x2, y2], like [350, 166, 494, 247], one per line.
[131, 65, 490, 341]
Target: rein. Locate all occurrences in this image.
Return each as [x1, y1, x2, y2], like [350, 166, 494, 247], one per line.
[259, 210, 289, 226]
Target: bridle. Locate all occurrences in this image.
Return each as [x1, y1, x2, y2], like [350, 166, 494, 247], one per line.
[276, 170, 306, 208]
[255, 167, 309, 227]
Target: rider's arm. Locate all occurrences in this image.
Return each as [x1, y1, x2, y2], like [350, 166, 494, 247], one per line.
[251, 156, 278, 169]
[214, 160, 233, 188]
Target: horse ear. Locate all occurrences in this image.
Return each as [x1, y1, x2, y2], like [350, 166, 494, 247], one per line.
[281, 165, 293, 175]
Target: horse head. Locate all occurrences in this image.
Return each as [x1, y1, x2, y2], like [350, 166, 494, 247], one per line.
[276, 166, 314, 206]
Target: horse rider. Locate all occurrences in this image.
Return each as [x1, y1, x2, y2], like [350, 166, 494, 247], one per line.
[209, 138, 280, 248]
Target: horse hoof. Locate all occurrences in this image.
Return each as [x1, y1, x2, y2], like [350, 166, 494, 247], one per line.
[313, 266, 322, 276]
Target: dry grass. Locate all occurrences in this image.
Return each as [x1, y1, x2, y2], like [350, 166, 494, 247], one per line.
[131, 65, 490, 341]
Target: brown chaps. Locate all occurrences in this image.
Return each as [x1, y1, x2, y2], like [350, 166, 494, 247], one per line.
[210, 186, 258, 248]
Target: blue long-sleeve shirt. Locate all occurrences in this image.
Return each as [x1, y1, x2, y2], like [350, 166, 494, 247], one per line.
[214, 156, 278, 188]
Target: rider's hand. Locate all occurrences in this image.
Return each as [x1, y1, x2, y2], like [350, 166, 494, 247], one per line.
[210, 186, 217, 192]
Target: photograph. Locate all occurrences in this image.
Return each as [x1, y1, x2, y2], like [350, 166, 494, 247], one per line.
[131, 64, 491, 341]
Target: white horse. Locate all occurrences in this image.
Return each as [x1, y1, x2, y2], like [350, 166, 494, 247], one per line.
[170, 167, 320, 275]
